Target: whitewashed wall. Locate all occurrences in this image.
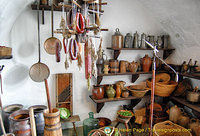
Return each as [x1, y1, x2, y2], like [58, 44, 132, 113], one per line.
[0, 0, 199, 128]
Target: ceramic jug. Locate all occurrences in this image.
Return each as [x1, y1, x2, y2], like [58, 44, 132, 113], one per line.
[141, 54, 152, 72]
[116, 81, 126, 90]
[133, 31, 139, 48]
[106, 85, 116, 99]
[169, 105, 181, 123]
[112, 28, 123, 48]
[116, 84, 121, 98]
[128, 61, 139, 72]
[140, 33, 146, 48]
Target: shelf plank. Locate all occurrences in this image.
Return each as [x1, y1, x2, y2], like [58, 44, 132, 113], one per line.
[0, 56, 12, 60]
[107, 47, 175, 51]
[179, 73, 200, 80]
[98, 71, 165, 77]
[170, 96, 200, 113]
[89, 95, 143, 103]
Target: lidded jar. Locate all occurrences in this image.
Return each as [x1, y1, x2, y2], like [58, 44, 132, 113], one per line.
[83, 112, 99, 136]
[112, 28, 123, 48]
[169, 105, 181, 123]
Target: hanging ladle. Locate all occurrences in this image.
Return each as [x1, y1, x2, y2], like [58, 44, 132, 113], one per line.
[29, 0, 52, 113]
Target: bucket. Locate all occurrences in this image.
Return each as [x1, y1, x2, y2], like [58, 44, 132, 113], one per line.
[9, 110, 31, 136]
[29, 105, 47, 136]
[43, 108, 63, 136]
[2, 104, 23, 133]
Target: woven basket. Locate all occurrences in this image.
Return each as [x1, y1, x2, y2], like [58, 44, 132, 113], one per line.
[146, 80, 177, 97]
[129, 89, 149, 97]
[153, 120, 192, 136]
[88, 126, 121, 136]
[155, 73, 170, 83]
[0, 46, 12, 56]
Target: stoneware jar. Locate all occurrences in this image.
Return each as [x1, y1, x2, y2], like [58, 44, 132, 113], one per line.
[141, 54, 152, 72]
[92, 85, 105, 100]
[169, 105, 181, 123]
[106, 85, 116, 99]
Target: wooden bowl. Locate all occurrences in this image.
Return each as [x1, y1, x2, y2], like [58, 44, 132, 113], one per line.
[117, 110, 134, 118]
[96, 117, 111, 128]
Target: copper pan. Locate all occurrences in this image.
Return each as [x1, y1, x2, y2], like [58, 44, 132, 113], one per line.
[44, 1, 61, 55]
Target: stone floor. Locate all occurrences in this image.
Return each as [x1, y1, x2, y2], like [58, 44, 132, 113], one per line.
[62, 121, 149, 136]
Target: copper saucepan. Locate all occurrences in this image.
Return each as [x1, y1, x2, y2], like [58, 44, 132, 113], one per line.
[44, 1, 61, 55]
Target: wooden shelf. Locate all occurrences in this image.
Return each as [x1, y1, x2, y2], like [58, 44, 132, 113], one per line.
[89, 95, 146, 113]
[178, 72, 200, 80]
[170, 96, 200, 113]
[0, 56, 12, 60]
[97, 71, 166, 85]
[107, 47, 175, 60]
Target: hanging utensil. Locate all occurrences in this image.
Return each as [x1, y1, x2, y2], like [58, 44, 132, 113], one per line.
[29, 1, 52, 113]
[44, 0, 62, 55]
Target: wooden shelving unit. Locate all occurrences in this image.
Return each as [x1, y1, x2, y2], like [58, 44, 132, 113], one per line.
[97, 71, 166, 85]
[170, 96, 200, 113]
[107, 47, 175, 60]
[89, 95, 148, 113]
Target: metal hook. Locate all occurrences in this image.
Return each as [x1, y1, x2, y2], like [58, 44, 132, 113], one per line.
[0, 65, 4, 72]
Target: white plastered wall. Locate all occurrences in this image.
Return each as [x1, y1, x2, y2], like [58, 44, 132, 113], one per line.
[0, 0, 200, 128]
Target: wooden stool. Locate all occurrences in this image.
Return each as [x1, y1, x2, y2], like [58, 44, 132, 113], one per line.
[115, 116, 132, 136]
[61, 115, 80, 136]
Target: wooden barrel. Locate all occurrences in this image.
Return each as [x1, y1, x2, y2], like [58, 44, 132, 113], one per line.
[2, 104, 23, 133]
[43, 108, 63, 136]
[9, 110, 31, 136]
[29, 105, 47, 136]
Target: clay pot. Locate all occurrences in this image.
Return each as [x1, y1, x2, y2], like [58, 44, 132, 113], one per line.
[116, 84, 121, 98]
[128, 61, 138, 72]
[92, 85, 105, 100]
[106, 85, 116, 99]
[169, 105, 181, 123]
[177, 112, 190, 128]
[141, 54, 152, 72]
[122, 90, 129, 98]
[120, 60, 128, 73]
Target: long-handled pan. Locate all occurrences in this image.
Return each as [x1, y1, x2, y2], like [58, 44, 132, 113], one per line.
[44, 0, 61, 55]
[29, 0, 52, 113]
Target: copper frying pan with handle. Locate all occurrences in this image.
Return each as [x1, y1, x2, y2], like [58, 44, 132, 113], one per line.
[44, 0, 62, 55]
[29, 1, 52, 113]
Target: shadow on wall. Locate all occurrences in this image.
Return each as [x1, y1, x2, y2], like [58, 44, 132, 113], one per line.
[17, 41, 35, 58]
[3, 64, 29, 88]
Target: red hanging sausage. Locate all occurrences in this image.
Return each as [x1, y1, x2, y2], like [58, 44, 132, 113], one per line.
[76, 13, 85, 34]
[63, 37, 67, 54]
[69, 39, 78, 60]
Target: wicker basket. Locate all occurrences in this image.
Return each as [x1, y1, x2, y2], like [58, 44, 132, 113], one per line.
[88, 126, 121, 136]
[129, 89, 149, 97]
[153, 120, 192, 136]
[0, 46, 12, 56]
[146, 80, 178, 97]
[155, 73, 170, 83]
